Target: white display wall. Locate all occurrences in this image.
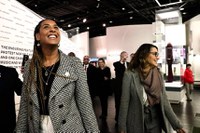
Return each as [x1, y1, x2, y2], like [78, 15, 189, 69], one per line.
[90, 24, 154, 78]
[0, 0, 41, 70]
[0, 0, 89, 74]
[186, 15, 200, 81]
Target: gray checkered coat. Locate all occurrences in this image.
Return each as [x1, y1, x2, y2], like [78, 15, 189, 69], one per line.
[16, 51, 99, 133]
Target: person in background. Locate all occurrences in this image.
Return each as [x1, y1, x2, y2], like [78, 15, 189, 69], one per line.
[83, 55, 98, 103]
[118, 43, 185, 133]
[183, 63, 194, 101]
[0, 65, 22, 133]
[130, 53, 135, 60]
[68, 52, 76, 57]
[113, 51, 129, 126]
[16, 19, 99, 132]
[97, 58, 112, 120]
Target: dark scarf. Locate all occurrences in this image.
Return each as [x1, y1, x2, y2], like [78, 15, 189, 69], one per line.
[140, 67, 163, 106]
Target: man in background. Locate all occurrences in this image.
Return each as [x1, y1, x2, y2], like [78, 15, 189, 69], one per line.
[0, 65, 23, 132]
[83, 55, 98, 103]
[113, 51, 129, 126]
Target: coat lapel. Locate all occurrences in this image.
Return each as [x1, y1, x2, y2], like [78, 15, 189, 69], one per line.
[132, 70, 144, 105]
[29, 82, 39, 108]
[49, 51, 78, 102]
[26, 51, 78, 107]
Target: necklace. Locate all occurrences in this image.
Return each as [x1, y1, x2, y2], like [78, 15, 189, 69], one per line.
[42, 64, 56, 101]
[44, 67, 52, 76]
[42, 64, 56, 86]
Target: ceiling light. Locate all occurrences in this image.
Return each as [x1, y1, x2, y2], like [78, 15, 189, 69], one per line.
[155, 0, 161, 6]
[60, 19, 65, 22]
[83, 18, 87, 23]
[157, 11, 179, 19]
[102, 23, 106, 27]
[128, 11, 134, 14]
[129, 16, 133, 19]
[96, 3, 100, 8]
[109, 21, 113, 23]
[155, 0, 182, 7]
[156, 8, 180, 20]
[122, 8, 125, 11]
[68, 24, 71, 27]
[87, 27, 90, 30]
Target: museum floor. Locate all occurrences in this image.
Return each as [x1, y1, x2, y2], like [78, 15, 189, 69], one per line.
[93, 88, 200, 133]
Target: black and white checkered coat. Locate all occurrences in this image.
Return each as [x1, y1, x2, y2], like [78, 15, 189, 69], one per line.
[16, 51, 99, 133]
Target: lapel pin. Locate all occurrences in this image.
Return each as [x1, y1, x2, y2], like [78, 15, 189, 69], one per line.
[65, 71, 70, 77]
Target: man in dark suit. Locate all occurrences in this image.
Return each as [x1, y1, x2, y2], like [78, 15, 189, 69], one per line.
[0, 65, 23, 132]
[83, 55, 98, 103]
[113, 51, 129, 125]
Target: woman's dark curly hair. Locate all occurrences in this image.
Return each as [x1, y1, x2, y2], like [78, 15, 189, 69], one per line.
[128, 43, 158, 70]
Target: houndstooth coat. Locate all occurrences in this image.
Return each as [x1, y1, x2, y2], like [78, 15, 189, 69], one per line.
[16, 51, 99, 133]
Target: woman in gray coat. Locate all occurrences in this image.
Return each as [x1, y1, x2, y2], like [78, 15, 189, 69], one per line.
[16, 19, 99, 133]
[118, 43, 185, 133]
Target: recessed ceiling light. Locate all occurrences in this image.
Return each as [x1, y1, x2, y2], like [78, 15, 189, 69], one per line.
[68, 24, 71, 27]
[102, 23, 106, 27]
[122, 8, 125, 10]
[83, 18, 87, 23]
[128, 11, 133, 14]
[109, 21, 113, 23]
[156, 9, 180, 19]
[129, 16, 133, 19]
[60, 19, 65, 22]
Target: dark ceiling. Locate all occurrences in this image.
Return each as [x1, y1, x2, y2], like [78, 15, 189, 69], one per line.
[17, 0, 200, 37]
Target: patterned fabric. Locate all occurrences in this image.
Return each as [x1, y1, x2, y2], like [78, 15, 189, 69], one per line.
[16, 50, 99, 133]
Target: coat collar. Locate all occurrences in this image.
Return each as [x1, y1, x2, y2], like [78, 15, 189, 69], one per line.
[29, 50, 78, 107]
[49, 51, 78, 101]
[130, 69, 144, 105]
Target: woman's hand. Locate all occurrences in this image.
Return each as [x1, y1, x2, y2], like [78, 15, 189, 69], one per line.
[176, 128, 186, 133]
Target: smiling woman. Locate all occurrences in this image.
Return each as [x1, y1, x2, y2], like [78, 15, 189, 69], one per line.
[118, 43, 186, 133]
[15, 19, 99, 133]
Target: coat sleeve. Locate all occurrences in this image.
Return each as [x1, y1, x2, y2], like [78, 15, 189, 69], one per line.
[73, 58, 99, 133]
[162, 87, 183, 130]
[11, 68, 23, 96]
[118, 71, 131, 132]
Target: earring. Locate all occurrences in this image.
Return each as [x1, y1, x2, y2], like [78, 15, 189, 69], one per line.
[37, 43, 40, 47]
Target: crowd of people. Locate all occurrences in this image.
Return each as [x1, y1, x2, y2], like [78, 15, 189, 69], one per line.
[1, 19, 189, 133]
